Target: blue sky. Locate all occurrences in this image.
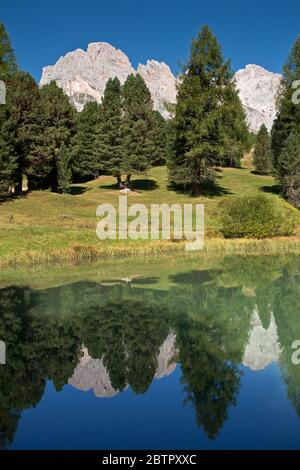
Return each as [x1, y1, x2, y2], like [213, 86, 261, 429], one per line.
[1, 0, 299, 81]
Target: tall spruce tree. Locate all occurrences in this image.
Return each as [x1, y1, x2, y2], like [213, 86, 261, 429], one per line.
[169, 26, 248, 194]
[95, 77, 123, 183]
[271, 36, 300, 168]
[271, 36, 300, 205]
[121, 74, 154, 183]
[57, 143, 72, 193]
[28, 81, 76, 192]
[253, 124, 272, 175]
[0, 23, 17, 78]
[5, 72, 39, 194]
[148, 111, 169, 166]
[0, 107, 17, 200]
[0, 23, 18, 199]
[71, 101, 101, 182]
[277, 132, 300, 207]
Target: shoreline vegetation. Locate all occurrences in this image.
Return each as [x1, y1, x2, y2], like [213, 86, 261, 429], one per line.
[0, 237, 300, 268]
[1, 25, 300, 269]
[1, 166, 300, 267]
[0, 242, 299, 290]
[2, 237, 300, 268]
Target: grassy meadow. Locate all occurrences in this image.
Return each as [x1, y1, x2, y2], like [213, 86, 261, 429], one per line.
[1, 163, 300, 266]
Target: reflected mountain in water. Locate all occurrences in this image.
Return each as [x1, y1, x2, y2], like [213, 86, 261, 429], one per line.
[243, 308, 281, 371]
[1, 255, 300, 448]
[69, 333, 177, 397]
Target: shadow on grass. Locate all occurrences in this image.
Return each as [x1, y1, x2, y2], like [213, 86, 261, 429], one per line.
[101, 178, 158, 191]
[0, 190, 30, 205]
[68, 186, 91, 196]
[168, 179, 232, 197]
[261, 184, 282, 195]
[251, 170, 272, 176]
[132, 277, 160, 285]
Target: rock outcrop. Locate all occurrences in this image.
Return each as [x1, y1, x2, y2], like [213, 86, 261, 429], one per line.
[69, 333, 177, 398]
[69, 347, 119, 398]
[40, 44, 282, 131]
[40, 42, 176, 117]
[137, 61, 177, 118]
[234, 64, 282, 133]
[242, 308, 282, 371]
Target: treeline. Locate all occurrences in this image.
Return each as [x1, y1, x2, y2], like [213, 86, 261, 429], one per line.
[250, 36, 300, 208]
[1, 22, 300, 205]
[0, 23, 169, 198]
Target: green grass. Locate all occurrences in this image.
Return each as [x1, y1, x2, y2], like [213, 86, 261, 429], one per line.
[0, 165, 299, 266]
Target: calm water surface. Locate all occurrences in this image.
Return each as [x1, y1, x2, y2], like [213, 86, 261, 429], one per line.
[0, 256, 300, 449]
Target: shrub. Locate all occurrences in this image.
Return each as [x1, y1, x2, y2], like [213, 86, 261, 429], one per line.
[219, 194, 296, 238]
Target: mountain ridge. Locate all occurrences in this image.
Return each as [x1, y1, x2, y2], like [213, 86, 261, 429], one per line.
[40, 42, 282, 132]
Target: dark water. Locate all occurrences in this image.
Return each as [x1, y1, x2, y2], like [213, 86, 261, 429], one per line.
[1, 256, 300, 450]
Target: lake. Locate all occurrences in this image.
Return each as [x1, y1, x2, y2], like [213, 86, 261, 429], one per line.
[0, 255, 300, 450]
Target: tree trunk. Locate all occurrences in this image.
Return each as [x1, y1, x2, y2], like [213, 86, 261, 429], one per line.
[116, 174, 122, 186]
[192, 181, 201, 196]
[15, 168, 23, 195]
[51, 167, 58, 193]
[126, 174, 131, 183]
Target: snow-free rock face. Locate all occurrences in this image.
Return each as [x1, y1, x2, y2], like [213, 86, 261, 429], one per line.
[68, 347, 119, 398]
[40, 42, 177, 117]
[69, 333, 177, 398]
[41, 44, 282, 130]
[137, 61, 177, 118]
[242, 308, 282, 371]
[234, 64, 282, 133]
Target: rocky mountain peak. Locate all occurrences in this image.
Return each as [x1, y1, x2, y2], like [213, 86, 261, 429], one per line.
[40, 42, 176, 116]
[40, 43, 282, 131]
[234, 64, 282, 132]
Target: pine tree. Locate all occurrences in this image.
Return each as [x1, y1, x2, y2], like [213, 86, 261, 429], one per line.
[148, 111, 168, 166]
[96, 77, 123, 183]
[57, 143, 71, 193]
[71, 101, 101, 182]
[0, 23, 17, 78]
[28, 81, 76, 192]
[122, 74, 154, 183]
[271, 36, 300, 168]
[277, 132, 300, 207]
[253, 124, 272, 175]
[0, 108, 17, 200]
[5, 72, 39, 193]
[168, 25, 248, 194]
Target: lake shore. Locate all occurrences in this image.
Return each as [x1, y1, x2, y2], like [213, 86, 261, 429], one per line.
[2, 236, 300, 268]
[1, 166, 300, 267]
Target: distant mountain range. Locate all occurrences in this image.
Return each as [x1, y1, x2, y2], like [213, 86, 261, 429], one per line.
[40, 42, 282, 133]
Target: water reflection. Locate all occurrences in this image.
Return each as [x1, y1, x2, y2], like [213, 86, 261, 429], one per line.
[0, 255, 300, 448]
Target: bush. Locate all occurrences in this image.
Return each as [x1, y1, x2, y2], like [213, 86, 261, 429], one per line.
[219, 194, 296, 238]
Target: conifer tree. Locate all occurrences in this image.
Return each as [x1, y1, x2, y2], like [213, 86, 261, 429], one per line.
[169, 26, 248, 194]
[57, 143, 72, 193]
[277, 132, 300, 207]
[71, 101, 101, 182]
[148, 111, 168, 166]
[95, 77, 123, 183]
[28, 81, 76, 192]
[0, 23, 17, 78]
[5, 72, 39, 193]
[253, 124, 272, 175]
[121, 74, 154, 183]
[271, 36, 300, 168]
[0, 108, 17, 200]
